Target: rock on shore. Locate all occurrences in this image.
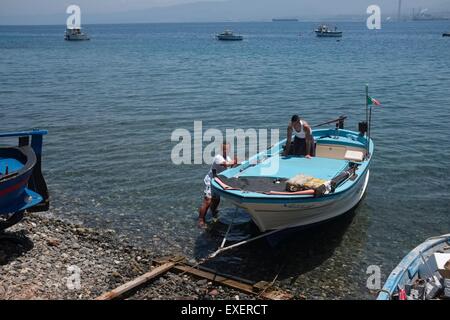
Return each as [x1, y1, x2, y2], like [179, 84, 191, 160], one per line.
[0, 213, 250, 300]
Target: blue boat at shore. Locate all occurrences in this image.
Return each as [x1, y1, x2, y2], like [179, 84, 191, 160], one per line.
[378, 234, 450, 300]
[211, 86, 379, 233]
[211, 123, 372, 232]
[0, 130, 49, 230]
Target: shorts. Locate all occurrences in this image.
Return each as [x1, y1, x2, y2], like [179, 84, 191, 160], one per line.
[203, 175, 212, 199]
[288, 137, 315, 156]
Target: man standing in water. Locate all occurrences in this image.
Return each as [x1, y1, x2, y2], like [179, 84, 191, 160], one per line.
[198, 142, 236, 228]
[283, 114, 314, 158]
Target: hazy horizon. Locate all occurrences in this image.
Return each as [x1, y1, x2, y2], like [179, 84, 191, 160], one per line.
[1, 0, 450, 25]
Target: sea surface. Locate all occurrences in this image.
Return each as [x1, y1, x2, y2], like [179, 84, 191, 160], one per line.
[1, 21, 449, 299]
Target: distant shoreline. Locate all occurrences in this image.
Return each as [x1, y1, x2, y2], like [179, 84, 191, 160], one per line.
[1, 19, 449, 27]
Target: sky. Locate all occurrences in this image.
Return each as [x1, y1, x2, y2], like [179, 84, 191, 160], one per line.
[1, 0, 449, 25]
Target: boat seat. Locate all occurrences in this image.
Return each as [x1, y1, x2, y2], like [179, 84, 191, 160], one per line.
[315, 144, 347, 159]
[315, 144, 365, 161]
[344, 150, 364, 162]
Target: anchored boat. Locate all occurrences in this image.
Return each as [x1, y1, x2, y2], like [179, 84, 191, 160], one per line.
[443, 32, 450, 37]
[315, 24, 342, 38]
[64, 27, 90, 41]
[211, 87, 378, 232]
[0, 130, 49, 231]
[377, 234, 450, 300]
[216, 30, 243, 41]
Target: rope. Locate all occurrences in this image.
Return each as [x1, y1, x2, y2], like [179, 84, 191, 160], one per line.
[218, 206, 238, 250]
[134, 209, 289, 298]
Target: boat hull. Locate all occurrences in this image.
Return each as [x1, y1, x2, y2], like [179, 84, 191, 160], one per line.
[65, 35, 90, 41]
[315, 31, 343, 38]
[0, 146, 37, 214]
[216, 35, 243, 41]
[223, 169, 369, 232]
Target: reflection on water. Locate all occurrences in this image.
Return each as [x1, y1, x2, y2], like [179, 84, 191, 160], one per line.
[194, 201, 370, 299]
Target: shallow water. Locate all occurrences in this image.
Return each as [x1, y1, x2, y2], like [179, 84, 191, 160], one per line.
[1, 21, 449, 299]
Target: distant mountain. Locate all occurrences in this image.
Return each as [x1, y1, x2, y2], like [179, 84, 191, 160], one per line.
[1, 0, 449, 25]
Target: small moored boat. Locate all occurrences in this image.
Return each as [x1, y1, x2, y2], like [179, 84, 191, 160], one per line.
[216, 30, 243, 41]
[378, 234, 450, 300]
[0, 130, 49, 231]
[315, 24, 342, 38]
[64, 27, 90, 41]
[443, 32, 450, 37]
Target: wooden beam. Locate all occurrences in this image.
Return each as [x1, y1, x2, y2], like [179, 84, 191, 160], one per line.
[169, 264, 292, 300]
[173, 264, 256, 294]
[95, 262, 175, 300]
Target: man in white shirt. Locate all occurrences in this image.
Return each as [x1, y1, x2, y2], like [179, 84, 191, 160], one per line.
[283, 114, 314, 158]
[198, 143, 236, 228]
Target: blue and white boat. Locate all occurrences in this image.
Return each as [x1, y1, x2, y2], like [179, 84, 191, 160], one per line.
[378, 234, 450, 300]
[0, 130, 49, 230]
[211, 123, 372, 232]
[216, 30, 243, 41]
[210, 86, 380, 233]
[315, 24, 342, 38]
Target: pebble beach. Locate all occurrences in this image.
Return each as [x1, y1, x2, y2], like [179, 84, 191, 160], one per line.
[0, 213, 253, 300]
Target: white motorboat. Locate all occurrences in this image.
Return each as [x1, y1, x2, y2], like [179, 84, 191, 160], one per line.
[216, 30, 243, 41]
[64, 28, 90, 41]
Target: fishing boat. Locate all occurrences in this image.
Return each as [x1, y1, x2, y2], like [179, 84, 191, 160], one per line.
[211, 87, 377, 232]
[216, 30, 243, 41]
[64, 27, 90, 41]
[315, 24, 342, 38]
[443, 32, 450, 37]
[0, 130, 49, 231]
[377, 234, 450, 300]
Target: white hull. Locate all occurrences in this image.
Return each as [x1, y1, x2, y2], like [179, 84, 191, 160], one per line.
[229, 170, 370, 232]
[64, 29, 90, 41]
[65, 34, 89, 41]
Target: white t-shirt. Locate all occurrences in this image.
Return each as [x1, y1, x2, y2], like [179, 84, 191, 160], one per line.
[293, 120, 306, 139]
[206, 154, 232, 180]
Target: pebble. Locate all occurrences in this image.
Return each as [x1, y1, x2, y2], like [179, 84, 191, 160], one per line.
[0, 213, 254, 300]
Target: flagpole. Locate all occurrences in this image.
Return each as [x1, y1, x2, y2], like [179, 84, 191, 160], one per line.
[367, 87, 373, 157]
[365, 84, 370, 156]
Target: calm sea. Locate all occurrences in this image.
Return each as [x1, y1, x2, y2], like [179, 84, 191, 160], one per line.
[1, 21, 449, 299]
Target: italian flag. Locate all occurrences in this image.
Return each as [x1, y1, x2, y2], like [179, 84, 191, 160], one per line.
[367, 96, 381, 106]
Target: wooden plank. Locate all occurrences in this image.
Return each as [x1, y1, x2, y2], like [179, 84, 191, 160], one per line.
[173, 265, 257, 295]
[170, 265, 292, 300]
[95, 262, 175, 300]
[153, 257, 292, 300]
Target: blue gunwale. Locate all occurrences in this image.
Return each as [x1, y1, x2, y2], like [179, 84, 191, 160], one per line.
[0, 130, 48, 138]
[211, 128, 374, 203]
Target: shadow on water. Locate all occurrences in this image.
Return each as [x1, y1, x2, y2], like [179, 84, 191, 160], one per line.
[0, 231, 34, 266]
[193, 202, 365, 284]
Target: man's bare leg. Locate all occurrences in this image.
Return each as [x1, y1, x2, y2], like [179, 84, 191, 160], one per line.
[198, 197, 211, 228]
[210, 197, 220, 217]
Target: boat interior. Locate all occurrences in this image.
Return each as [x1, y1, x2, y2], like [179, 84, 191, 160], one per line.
[384, 238, 450, 300]
[0, 147, 35, 181]
[215, 129, 371, 195]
